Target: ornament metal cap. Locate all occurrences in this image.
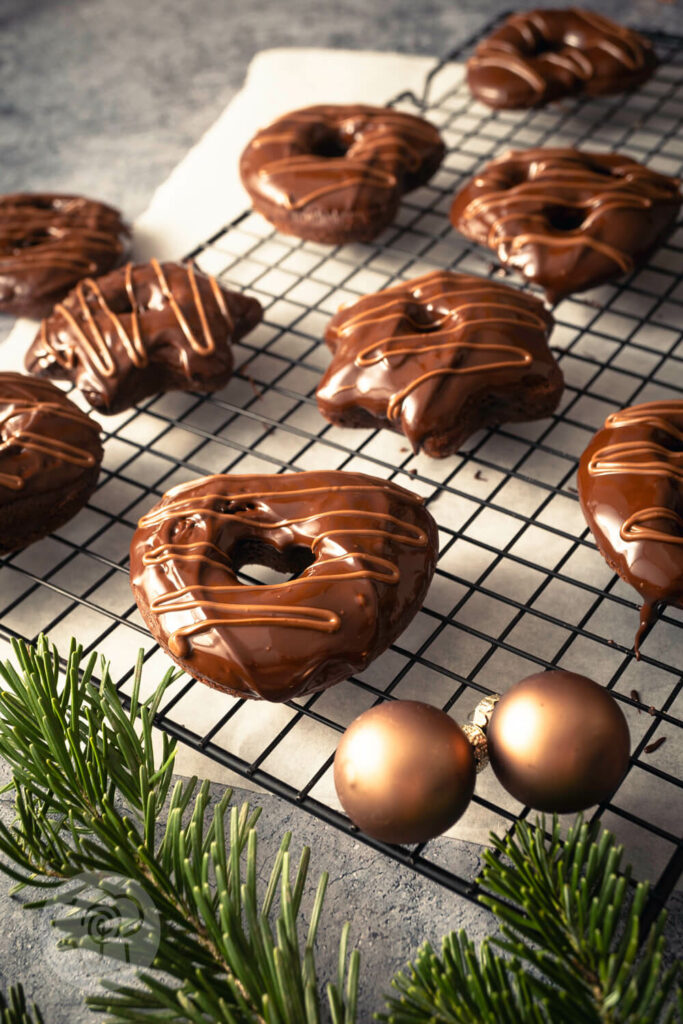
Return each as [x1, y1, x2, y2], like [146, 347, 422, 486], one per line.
[460, 693, 500, 772]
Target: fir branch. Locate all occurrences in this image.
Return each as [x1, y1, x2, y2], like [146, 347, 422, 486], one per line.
[0, 637, 359, 1024]
[380, 817, 681, 1024]
[0, 987, 45, 1024]
[376, 929, 563, 1023]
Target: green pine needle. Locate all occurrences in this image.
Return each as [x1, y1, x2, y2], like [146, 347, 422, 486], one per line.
[0, 987, 45, 1024]
[379, 816, 681, 1023]
[0, 637, 359, 1024]
[0, 637, 680, 1024]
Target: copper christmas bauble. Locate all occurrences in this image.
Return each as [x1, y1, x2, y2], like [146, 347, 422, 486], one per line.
[333, 700, 476, 844]
[487, 670, 630, 813]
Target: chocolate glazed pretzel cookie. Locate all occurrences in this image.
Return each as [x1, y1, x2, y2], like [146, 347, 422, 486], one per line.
[450, 148, 681, 302]
[467, 9, 658, 109]
[578, 401, 683, 656]
[25, 259, 263, 414]
[130, 471, 438, 701]
[316, 270, 562, 457]
[0, 193, 129, 318]
[0, 372, 103, 552]
[240, 104, 445, 244]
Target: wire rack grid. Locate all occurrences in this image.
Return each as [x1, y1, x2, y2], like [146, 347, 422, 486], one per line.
[0, 16, 681, 926]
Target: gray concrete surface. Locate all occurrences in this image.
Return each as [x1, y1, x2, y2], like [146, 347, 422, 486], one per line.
[0, 0, 681, 1020]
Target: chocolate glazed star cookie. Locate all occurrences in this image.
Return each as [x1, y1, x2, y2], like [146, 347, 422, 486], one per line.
[316, 270, 562, 457]
[467, 9, 658, 110]
[450, 148, 681, 302]
[0, 372, 103, 552]
[578, 401, 683, 656]
[130, 471, 438, 701]
[240, 104, 445, 244]
[25, 259, 263, 414]
[0, 193, 129, 318]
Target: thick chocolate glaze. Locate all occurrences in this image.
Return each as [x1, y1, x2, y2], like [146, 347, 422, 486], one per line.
[577, 401, 683, 654]
[467, 9, 658, 110]
[24, 260, 263, 414]
[316, 269, 562, 456]
[450, 148, 681, 302]
[240, 105, 445, 244]
[0, 372, 103, 552]
[130, 470, 438, 701]
[0, 193, 129, 318]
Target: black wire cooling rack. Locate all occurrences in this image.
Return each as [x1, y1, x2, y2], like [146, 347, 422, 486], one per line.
[0, 15, 681, 927]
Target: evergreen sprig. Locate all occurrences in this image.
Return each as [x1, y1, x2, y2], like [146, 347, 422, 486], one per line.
[0, 637, 679, 1024]
[0, 987, 45, 1024]
[379, 817, 681, 1023]
[0, 637, 359, 1024]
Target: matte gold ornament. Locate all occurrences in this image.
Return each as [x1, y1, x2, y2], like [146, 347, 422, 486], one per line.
[333, 700, 476, 844]
[486, 670, 631, 813]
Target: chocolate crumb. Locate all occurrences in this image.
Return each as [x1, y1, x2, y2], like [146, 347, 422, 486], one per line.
[567, 485, 578, 495]
[648, 706, 656, 716]
[409, 467, 418, 476]
[644, 736, 666, 754]
[400, 447, 409, 453]
[630, 688, 641, 711]
[474, 469, 488, 481]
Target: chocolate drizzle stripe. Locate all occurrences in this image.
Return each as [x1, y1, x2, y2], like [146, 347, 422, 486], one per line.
[588, 440, 682, 481]
[153, 260, 214, 356]
[0, 394, 99, 491]
[40, 259, 229, 378]
[503, 229, 633, 273]
[329, 286, 545, 421]
[542, 49, 594, 79]
[253, 108, 440, 141]
[470, 55, 547, 92]
[124, 262, 145, 361]
[140, 491, 428, 654]
[141, 504, 428, 548]
[605, 403, 683, 436]
[588, 403, 683, 547]
[385, 345, 531, 421]
[257, 157, 397, 211]
[577, 8, 645, 67]
[483, 187, 660, 214]
[0, 254, 98, 272]
[149, 545, 400, 654]
[141, 479, 426, 518]
[622, 508, 683, 544]
[250, 108, 440, 211]
[208, 273, 233, 331]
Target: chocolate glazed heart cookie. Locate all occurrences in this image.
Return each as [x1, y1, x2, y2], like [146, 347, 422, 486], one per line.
[467, 9, 658, 110]
[25, 259, 263, 414]
[240, 104, 445, 244]
[0, 372, 103, 552]
[578, 400, 683, 655]
[0, 193, 129, 318]
[450, 148, 681, 301]
[130, 471, 438, 701]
